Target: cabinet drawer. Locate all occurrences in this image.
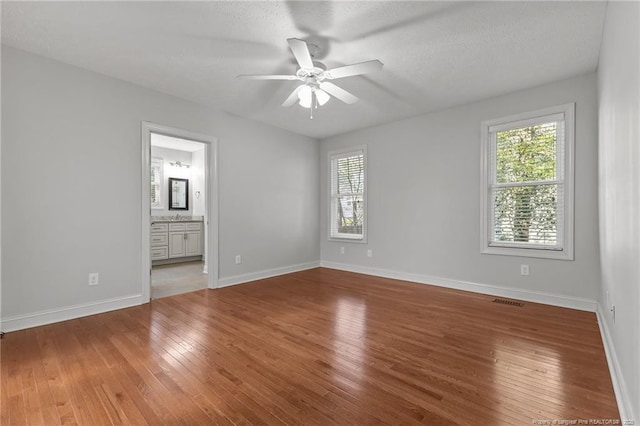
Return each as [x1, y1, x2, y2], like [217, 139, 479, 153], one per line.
[186, 222, 202, 231]
[169, 223, 186, 232]
[151, 233, 168, 247]
[151, 246, 168, 260]
[151, 223, 168, 233]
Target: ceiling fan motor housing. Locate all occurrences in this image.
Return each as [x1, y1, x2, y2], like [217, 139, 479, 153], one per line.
[296, 64, 327, 84]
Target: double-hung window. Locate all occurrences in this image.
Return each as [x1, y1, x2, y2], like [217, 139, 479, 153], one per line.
[480, 103, 574, 260]
[329, 146, 367, 241]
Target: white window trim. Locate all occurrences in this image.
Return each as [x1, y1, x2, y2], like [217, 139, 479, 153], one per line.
[328, 145, 368, 243]
[480, 103, 575, 260]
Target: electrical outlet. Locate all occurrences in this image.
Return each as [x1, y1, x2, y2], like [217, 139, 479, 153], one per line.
[88, 273, 99, 286]
[520, 264, 529, 276]
[235, 255, 241, 264]
[367, 249, 373, 258]
[340, 246, 345, 255]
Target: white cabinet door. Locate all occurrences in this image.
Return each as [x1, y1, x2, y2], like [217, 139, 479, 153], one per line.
[185, 231, 202, 256]
[168, 232, 186, 258]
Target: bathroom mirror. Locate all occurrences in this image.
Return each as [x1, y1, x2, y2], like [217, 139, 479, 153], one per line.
[168, 178, 189, 210]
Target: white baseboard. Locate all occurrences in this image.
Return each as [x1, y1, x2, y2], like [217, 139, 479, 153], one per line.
[217, 261, 321, 288]
[0, 261, 319, 332]
[320, 261, 597, 312]
[596, 304, 635, 423]
[1, 294, 143, 333]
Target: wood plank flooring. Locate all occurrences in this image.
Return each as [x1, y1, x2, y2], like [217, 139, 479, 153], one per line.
[1, 268, 619, 425]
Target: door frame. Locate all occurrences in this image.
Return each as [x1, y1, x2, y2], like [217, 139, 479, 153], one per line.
[141, 121, 219, 302]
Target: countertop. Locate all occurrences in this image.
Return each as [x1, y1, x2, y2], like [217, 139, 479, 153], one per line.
[151, 216, 204, 224]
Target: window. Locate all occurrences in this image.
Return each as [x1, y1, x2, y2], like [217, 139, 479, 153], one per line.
[329, 146, 367, 241]
[480, 103, 574, 260]
[151, 158, 163, 209]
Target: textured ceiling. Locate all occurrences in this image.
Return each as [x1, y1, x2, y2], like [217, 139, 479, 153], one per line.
[1, 1, 607, 139]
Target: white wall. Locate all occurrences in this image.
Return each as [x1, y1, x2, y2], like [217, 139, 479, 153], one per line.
[597, 1, 640, 421]
[320, 73, 600, 306]
[1, 46, 319, 327]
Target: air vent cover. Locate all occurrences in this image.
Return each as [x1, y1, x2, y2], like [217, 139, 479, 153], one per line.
[493, 298, 524, 307]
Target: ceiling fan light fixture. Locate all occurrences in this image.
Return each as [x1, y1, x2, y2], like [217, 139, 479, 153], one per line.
[298, 85, 330, 109]
[298, 85, 313, 108]
[316, 89, 330, 106]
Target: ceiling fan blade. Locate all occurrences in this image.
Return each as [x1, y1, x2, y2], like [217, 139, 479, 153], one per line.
[282, 85, 304, 107]
[287, 38, 314, 69]
[324, 60, 384, 79]
[319, 82, 358, 104]
[237, 74, 298, 80]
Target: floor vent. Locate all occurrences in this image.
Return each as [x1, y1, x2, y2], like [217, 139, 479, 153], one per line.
[493, 298, 524, 307]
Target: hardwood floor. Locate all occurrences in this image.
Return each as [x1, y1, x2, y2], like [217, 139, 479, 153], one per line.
[151, 260, 207, 299]
[1, 268, 619, 425]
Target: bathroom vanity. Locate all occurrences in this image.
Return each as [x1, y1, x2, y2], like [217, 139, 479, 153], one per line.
[151, 217, 203, 264]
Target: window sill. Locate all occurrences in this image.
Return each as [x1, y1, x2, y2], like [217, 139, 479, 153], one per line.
[481, 245, 573, 260]
[329, 236, 367, 244]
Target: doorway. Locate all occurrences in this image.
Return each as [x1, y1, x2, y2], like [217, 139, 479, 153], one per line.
[141, 122, 218, 302]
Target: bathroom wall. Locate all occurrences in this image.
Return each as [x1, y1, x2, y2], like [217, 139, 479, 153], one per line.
[150, 145, 200, 217]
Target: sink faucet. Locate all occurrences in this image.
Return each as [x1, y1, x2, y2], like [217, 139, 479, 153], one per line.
[175, 213, 181, 220]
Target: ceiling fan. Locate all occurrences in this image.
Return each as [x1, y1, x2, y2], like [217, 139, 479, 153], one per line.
[238, 38, 383, 118]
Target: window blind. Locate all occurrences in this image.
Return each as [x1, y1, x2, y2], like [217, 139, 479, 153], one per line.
[330, 149, 365, 240]
[489, 116, 565, 250]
